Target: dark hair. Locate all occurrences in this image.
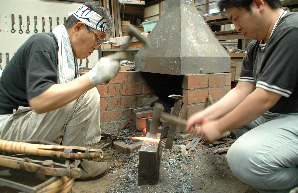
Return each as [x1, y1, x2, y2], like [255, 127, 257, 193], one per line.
[218, 0, 281, 13]
[64, 1, 113, 34]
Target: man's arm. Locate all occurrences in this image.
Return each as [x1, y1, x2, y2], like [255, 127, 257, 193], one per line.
[202, 81, 256, 120]
[196, 87, 282, 142]
[218, 87, 282, 132]
[29, 73, 94, 114]
[186, 81, 255, 133]
[29, 52, 125, 114]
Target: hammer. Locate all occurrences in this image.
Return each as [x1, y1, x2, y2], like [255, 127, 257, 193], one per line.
[120, 24, 150, 51]
[149, 103, 230, 141]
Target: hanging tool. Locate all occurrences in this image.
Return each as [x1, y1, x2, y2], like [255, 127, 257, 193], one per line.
[86, 57, 89, 69]
[34, 16, 38, 33]
[49, 17, 52, 32]
[57, 16, 59, 26]
[26, 16, 30, 34]
[19, 15, 23, 34]
[11, 14, 16, 33]
[42, 17, 45, 32]
[6, 53, 9, 65]
[0, 52, 2, 70]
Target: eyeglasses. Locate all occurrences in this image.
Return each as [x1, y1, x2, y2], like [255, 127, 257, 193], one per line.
[92, 31, 107, 46]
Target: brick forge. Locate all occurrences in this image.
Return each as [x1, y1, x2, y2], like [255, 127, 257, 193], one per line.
[181, 73, 232, 122]
[97, 71, 231, 185]
[97, 71, 231, 133]
[97, 71, 156, 133]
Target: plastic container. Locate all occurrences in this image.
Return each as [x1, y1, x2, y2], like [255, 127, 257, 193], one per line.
[142, 19, 159, 32]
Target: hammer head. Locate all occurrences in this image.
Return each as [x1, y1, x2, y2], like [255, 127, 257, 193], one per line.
[121, 24, 150, 51]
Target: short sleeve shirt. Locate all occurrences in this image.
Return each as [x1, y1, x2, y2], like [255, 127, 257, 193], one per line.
[239, 12, 298, 113]
[0, 33, 58, 111]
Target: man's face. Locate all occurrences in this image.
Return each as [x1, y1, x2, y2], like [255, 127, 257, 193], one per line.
[72, 24, 106, 59]
[226, 3, 266, 41]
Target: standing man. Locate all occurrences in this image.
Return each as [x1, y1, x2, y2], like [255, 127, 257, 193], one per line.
[186, 0, 298, 192]
[0, 1, 124, 179]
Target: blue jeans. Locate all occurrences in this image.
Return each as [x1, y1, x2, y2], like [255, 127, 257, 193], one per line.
[227, 113, 298, 192]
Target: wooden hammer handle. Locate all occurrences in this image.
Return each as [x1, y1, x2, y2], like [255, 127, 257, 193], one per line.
[161, 112, 187, 126]
[160, 112, 230, 139]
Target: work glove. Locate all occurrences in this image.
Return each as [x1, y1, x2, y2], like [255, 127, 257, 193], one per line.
[88, 52, 126, 85]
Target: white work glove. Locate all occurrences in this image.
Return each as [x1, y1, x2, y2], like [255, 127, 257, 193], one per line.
[88, 52, 126, 85]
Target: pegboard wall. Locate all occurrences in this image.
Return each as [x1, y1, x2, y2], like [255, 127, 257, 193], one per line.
[0, 0, 100, 70]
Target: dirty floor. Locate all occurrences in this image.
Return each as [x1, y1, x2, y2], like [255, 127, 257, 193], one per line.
[72, 137, 258, 193]
[0, 135, 258, 193]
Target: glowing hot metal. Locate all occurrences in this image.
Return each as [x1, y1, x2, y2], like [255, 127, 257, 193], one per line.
[129, 137, 160, 143]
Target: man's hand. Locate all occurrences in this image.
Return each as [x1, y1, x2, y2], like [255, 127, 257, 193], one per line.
[194, 120, 223, 143]
[88, 52, 126, 85]
[186, 112, 223, 143]
[185, 111, 208, 134]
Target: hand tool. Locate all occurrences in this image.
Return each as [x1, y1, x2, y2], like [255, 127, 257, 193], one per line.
[6, 53, 9, 65]
[11, 14, 16, 33]
[165, 94, 183, 149]
[34, 16, 38, 33]
[86, 56, 89, 68]
[19, 15, 23, 34]
[0, 52, 2, 69]
[0, 139, 103, 159]
[49, 17, 52, 32]
[42, 17, 45, 32]
[149, 103, 231, 140]
[26, 16, 30, 34]
[120, 24, 150, 52]
[0, 155, 81, 178]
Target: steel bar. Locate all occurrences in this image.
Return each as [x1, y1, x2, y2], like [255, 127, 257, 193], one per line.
[138, 133, 161, 185]
[149, 103, 163, 138]
[0, 178, 36, 193]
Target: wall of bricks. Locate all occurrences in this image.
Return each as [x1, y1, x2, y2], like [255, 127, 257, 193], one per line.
[97, 71, 156, 133]
[181, 73, 231, 119]
[97, 71, 231, 133]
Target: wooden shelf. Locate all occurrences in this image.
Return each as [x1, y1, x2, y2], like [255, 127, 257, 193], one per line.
[216, 34, 249, 40]
[229, 53, 245, 58]
[282, 0, 298, 7]
[102, 48, 140, 52]
[204, 14, 226, 22]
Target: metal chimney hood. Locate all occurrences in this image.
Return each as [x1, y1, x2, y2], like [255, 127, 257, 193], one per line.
[135, 0, 231, 75]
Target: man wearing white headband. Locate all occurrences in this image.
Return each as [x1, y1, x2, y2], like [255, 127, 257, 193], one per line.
[0, 1, 125, 179]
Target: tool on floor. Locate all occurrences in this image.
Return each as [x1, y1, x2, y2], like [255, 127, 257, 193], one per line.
[149, 103, 231, 140]
[0, 139, 103, 159]
[120, 24, 150, 51]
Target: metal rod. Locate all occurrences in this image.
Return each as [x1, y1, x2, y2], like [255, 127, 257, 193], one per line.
[149, 103, 163, 138]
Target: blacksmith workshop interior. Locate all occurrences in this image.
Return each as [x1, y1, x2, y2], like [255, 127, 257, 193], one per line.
[0, 0, 297, 192]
